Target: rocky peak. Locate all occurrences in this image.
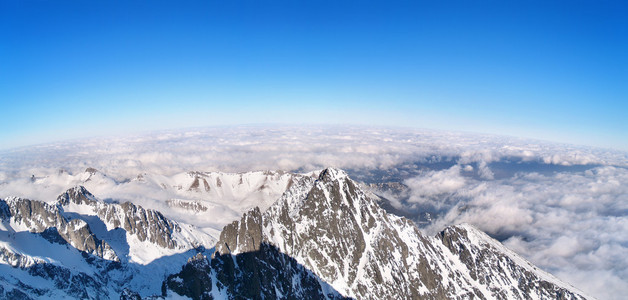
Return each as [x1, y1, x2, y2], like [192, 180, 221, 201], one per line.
[299, 167, 375, 229]
[215, 168, 438, 298]
[56, 185, 98, 206]
[117, 201, 180, 249]
[317, 167, 348, 183]
[85, 167, 99, 175]
[81, 167, 106, 182]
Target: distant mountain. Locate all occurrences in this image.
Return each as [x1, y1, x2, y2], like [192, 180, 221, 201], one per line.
[165, 168, 590, 299]
[153, 170, 309, 213]
[27, 168, 310, 236]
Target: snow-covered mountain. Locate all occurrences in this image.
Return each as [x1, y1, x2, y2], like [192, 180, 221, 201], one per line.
[1, 168, 592, 299]
[0, 186, 215, 299]
[165, 168, 590, 299]
[23, 168, 308, 237]
[134, 170, 303, 210]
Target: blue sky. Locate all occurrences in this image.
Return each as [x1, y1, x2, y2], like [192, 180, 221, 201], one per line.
[1, 0, 627, 150]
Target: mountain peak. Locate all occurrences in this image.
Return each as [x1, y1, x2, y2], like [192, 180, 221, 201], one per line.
[317, 167, 348, 182]
[84, 167, 99, 175]
[56, 185, 98, 206]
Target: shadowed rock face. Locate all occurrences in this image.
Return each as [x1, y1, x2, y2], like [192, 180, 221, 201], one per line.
[175, 168, 591, 300]
[0, 259, 113, 300]
[216, 207, 263, 256]
[164, 253, 213, 300]
[166, 243, 349, 300]
[0, 200, 9, 220]
[26, 263, 110, 299]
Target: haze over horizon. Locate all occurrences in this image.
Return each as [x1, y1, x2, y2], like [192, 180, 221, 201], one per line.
[1, 0, 627, 150]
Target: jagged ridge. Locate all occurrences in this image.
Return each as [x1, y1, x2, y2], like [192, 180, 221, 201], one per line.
[0, 186, 216, 299]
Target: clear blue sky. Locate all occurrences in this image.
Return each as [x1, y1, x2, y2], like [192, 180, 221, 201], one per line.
[1, 1, 627, 150]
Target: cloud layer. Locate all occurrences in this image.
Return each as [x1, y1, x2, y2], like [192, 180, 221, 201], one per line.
[2, 125, 625, 181]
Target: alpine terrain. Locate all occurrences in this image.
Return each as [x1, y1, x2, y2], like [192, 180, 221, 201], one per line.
[0, 168, 591, 299]
[164, 168, 591, 299]
[0, 186, 215, 298]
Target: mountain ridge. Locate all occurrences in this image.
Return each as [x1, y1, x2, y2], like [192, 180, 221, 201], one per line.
[0, 186, 215, 298]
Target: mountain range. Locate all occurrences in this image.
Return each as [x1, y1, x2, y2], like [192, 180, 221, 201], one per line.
[0, 168, 590, 299]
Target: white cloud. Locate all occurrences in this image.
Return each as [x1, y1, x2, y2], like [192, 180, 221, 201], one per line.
[476, 160, 494, 180]
[2, 126, 624, 182]
[404, 166, 466, 207]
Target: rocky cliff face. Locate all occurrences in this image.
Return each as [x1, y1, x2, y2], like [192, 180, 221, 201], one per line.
[2, 196, 118, 261]
[169, 168, 590, 300]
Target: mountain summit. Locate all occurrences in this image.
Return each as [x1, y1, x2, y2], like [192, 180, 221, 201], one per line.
[165, 168, 589, 299]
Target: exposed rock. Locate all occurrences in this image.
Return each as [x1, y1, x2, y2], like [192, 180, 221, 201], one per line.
[56, 185, 98, 206]
[215, 207, 263, 256]
[1, 169, 592, 300]
[166, 199, 208, 212]
[0, 199, 10, 220]
[85, 167, 99, 175]
[2, 197, 117, 261]
[164, 253, 213, 300]
[57, 186, 187, 249]
[117, 202, 178, 249]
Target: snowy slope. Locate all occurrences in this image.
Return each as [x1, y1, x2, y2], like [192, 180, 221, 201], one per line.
[437, 224, 590, 299]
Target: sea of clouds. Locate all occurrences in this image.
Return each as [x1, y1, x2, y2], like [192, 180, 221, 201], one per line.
[1, 125, 626, 299]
